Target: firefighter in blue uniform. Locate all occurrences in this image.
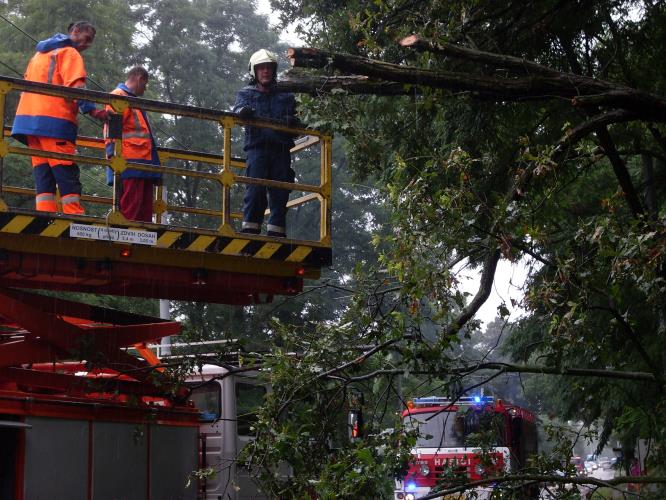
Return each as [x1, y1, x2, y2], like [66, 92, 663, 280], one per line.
[233, 49, 298, 238]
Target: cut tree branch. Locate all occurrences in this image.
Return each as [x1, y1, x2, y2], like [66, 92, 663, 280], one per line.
[399, 34, 561, 77]
[419, 474, 666, 500]
[288, 47, 614, 97]
[315, 337, 401, 380]
[337, 363, 660, 384]
[287, 47, 666, 122]
[571, 91, 665, 112]
[277, 73, 414, 96]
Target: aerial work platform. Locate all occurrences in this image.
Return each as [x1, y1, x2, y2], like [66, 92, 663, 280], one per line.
[0, 75, 332, 304]
[0, 287, 180, 401]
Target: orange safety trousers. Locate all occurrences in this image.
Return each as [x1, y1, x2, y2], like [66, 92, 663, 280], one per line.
[28, 136, 84, 214]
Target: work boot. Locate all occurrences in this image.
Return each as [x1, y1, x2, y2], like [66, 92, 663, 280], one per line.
[267, 230, 286, 238]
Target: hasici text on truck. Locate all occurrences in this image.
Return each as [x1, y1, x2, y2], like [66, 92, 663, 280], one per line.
[395, 396, 538, 500]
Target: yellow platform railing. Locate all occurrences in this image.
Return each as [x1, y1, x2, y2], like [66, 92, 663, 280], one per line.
[0, 75, 332, 246]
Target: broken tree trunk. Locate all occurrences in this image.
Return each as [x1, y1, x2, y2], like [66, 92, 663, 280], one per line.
[398, 34, 561, 77]
[276, 72, 414, 96]
[286, 46, 666, 122]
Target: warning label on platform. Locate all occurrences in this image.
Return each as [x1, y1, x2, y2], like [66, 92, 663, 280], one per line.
[70, 223, 157, 246]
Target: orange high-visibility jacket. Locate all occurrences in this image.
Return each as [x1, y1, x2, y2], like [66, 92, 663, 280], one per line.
[11, 34, 90, 144]
[104, 84, 160, 181]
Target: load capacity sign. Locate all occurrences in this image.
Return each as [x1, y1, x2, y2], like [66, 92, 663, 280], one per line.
[70, 223, 157, 246]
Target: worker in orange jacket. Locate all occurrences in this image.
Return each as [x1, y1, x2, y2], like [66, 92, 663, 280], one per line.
[104, 67, 161, 222]
[11, 21, 109, 215]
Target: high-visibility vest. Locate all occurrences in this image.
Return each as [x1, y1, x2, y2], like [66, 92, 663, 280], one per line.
[104, 85, 160, 181]
[12, 46, 86, 143]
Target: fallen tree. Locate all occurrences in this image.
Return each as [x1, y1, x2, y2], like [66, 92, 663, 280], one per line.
[286, 43, 666, 123]
[276, 72, 413, 95]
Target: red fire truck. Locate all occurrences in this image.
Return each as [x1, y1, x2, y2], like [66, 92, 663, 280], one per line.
[395, 396, 538, 500]
[0, 292, 274, 500]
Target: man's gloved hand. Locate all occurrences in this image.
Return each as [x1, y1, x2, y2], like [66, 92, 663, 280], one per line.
[89, 108, 111, 121]
[238, 106, 254, 119]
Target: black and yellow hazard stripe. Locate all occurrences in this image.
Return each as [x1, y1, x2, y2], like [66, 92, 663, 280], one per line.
[0, 212, 332, 267]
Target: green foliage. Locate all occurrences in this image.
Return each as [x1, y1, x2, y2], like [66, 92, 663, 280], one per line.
[239, 319, 417, 498]
[252, 0, 666, 497]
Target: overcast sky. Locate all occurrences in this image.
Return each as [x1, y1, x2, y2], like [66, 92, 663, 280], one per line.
[256, 0, 303, 45]
[457, 259, 530, 326]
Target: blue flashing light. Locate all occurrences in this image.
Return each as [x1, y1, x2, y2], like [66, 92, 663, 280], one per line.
[411, 395, 495, 408]
[406, 481, 417, 492]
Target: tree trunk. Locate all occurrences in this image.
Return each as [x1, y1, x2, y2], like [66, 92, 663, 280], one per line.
[277, 73, 413, 95]
[287, 46, 666, 122]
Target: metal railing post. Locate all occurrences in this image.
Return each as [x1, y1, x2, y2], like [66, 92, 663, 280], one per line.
[112, 140, 122, 212]
[320, 135, 333, 244]
[0, 82, 10, 209]
[154, 183, 165, 224]
[106, 110, 130, 224]
[218, 117, 235, 235]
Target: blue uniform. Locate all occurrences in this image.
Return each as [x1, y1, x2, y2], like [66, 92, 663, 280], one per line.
[233, 85, 296, 236]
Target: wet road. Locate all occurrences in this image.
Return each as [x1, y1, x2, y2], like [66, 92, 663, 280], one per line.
[588, 466, 615, 481]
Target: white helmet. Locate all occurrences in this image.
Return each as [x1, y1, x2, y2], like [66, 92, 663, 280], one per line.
[248, 49, 278, 79]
